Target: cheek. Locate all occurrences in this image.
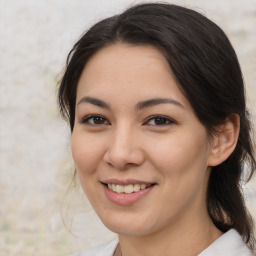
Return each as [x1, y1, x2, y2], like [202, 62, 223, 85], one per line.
[152, 132, 208, 165]
[71, 130, 105, 175]
[148, 130, 210, 189]
[147, 134, 210, 218]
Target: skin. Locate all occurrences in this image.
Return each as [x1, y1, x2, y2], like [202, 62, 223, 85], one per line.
[72, 43, 239, 256]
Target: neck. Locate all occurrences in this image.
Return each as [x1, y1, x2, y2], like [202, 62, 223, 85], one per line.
[118, 210, 222, 256]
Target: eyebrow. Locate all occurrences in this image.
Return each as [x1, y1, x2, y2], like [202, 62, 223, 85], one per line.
[77, 96, 111, 109]
[135, 98, 184, 110]
[77, 96, 184, 110]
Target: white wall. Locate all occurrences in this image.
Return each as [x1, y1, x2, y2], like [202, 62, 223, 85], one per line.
[1, 0, 255, 255]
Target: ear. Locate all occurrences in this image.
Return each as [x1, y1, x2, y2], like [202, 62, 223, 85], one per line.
[208, 114, 240, 167]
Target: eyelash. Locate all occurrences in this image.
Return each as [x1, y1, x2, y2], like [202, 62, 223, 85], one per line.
[80, 114, 109, 125]
[79, 114, 175, 126]
[145, 115, 175, 126]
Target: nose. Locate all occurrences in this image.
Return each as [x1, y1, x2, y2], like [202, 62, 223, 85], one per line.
[103, 125, 145, 170]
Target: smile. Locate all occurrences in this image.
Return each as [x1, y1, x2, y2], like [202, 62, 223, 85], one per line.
[107, 183, 149, 194]
[102, 181, 156, 206]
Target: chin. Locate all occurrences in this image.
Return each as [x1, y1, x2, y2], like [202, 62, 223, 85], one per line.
[106, 223, 151, 236]
[99, 214, 161, 237]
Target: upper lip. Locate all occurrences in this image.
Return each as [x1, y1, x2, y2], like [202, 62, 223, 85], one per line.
[101, 179, 156, 186]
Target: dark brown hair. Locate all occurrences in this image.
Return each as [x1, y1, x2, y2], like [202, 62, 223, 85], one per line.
[58, 3, 256, 250]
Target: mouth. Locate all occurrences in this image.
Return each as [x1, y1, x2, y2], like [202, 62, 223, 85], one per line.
[102, 183, 154, 194]
[101, 180, 156, 206]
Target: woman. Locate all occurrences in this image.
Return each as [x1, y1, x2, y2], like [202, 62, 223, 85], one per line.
[58, 3, 255, 256]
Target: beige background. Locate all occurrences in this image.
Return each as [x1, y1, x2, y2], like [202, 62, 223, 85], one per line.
[1, 0, 255, 255]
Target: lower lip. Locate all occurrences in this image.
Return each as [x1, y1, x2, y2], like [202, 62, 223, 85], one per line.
[103, 184, 155, 206]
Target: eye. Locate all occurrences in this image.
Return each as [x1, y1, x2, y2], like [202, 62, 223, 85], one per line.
[145, 115, 174, 126]
[80, 114, 110, 125]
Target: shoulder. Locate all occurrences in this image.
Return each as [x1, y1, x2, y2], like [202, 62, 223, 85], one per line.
[198, 229, 253, 256]
[68, 239, 119, 256]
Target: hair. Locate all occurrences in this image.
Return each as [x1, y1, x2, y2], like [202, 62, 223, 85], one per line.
[58, 2, 256, 250]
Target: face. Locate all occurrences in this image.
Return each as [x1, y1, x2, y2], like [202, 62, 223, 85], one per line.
[72, 43, 214, 236]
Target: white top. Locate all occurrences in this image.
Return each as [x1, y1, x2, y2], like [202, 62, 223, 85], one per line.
[68, 229, 253, 256]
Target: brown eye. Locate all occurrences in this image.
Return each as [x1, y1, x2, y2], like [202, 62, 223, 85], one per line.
[80, 115, 110, 125]
[146, 116, 174, 126]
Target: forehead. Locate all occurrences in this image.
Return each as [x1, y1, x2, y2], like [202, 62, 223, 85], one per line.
[76, 43, 188, 108]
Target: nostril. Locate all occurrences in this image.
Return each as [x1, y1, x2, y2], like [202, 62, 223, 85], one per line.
[103, 149, 145, 170]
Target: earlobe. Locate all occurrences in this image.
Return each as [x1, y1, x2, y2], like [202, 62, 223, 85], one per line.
[208, 114, 240, 167]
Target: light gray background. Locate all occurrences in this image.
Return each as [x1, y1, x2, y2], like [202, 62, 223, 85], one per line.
[1, 0, 256, 255]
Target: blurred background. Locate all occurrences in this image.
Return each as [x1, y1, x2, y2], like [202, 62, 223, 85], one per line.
[0, 0, 255, 255]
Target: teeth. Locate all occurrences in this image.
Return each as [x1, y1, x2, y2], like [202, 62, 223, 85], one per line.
[124, 184, 133, 194]
[115, 185, 124, 193]
[107, 183, 150, 194]
[133, 184, 140, 192]
[140, 184, 146, 189]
